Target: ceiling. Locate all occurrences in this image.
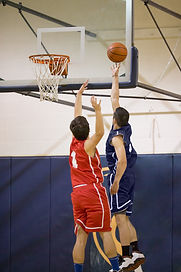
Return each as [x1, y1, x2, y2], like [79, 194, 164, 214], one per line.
[134, 0, 181, 29]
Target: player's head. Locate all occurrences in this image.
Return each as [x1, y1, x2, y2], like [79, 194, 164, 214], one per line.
[70, 116, 90, 140]
[113, 107, 129, 127]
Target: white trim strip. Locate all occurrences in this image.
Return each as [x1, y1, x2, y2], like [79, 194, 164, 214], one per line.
[74, 224, 78, 234]
[101, 184, 112, 225]
[109, 173, 132, 211]
[73, 184, 87, 189]
[96, 153, 104, 181]
[109, 173, 113, 210]
[88, 156, 99, 183]
[116, 198, 131, 210]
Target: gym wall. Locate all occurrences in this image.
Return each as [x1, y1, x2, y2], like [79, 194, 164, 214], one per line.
[0, 154, 181, 272]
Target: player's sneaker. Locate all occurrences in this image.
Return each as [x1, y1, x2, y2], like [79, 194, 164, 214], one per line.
[109, 255, 135, 272]
[119, 257, 135, 272]
[131, 251, 145, 269]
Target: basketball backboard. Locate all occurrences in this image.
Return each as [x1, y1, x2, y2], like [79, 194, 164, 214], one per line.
[0, 0, 137, 92]
[36, 0, 136, 89]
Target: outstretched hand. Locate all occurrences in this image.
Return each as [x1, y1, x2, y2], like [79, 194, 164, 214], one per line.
[111, 63, 120, 77]
[77, 80, 88, 95]
[91, 96, 101, 112]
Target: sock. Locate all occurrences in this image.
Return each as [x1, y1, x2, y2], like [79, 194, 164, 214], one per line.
[122, 245, 130, 257]
[119, 254, 123, 264]
[109, 256, 120, 271]
[74, 263, 83, 272]
[131, 241, 139, 252]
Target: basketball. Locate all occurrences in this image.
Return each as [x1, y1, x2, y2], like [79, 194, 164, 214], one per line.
[107, 42, 128, 63]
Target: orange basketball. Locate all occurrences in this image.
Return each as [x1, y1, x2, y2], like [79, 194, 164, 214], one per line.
[107, 42, 128, 63]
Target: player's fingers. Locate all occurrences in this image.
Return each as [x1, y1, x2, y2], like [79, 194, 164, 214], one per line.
[91, 96, 95, 104]
[84, 80, 89, 87]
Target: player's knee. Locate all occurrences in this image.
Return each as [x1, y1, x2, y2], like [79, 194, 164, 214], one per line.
[105, 247, 116, 258]
[99, 231, 111, 240]
[76, 225, 88, 244]
[115, 213, 127, 226]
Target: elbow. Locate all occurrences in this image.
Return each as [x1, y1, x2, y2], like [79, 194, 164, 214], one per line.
[96, 130, 104, 138]
[111, 98, 119, 111]
[111, 97, 116, 105]
[96, 129, 104, 139]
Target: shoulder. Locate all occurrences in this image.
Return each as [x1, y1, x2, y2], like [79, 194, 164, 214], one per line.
[112, 135, 124, 146]
[116, 124, 132, 139]
[109, 127, 124, 141]
[71, 137, 85, 149]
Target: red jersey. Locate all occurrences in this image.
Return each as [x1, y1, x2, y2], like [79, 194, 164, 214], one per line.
[69, 137, 103, 188]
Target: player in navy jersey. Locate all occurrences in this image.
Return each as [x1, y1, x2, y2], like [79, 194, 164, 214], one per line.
[69, 80, 121, 272]
[106, 64, 145, 272]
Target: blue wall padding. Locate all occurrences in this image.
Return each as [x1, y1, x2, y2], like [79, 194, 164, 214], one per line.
[50, 157, 74, 271]
[11, 158, 51, 272]
[173, 154, 181, 272]
[0, 154, 181, 272]
[0, 158, 11, 272]
[131, 155, 173, 272]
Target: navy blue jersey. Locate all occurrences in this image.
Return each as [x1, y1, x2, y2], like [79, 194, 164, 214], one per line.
[106, 124, 137, 173]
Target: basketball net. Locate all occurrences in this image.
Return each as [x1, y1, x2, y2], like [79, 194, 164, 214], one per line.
[29, 54, 70, 101]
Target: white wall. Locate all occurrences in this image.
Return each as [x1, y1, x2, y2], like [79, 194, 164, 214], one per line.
[0, 0, 181, 156]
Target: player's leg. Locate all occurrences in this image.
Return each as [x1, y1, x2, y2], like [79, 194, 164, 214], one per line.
[115, 213, 135, 271]
[115, 213, 131, 249]
[99, 231, 118, 258]
[126, 177, 146, 268]
[127, 218, 146, 267]
[73, 225, 88, 272]
[127, 216, 137, 244]
[99, 231, 120, 272]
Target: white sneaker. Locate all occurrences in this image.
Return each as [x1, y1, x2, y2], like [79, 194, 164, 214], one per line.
[131, 251, 145, 269]
[119, 257, 135, 272]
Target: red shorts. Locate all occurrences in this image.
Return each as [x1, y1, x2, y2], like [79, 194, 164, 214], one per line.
[71, 183, 112, 234]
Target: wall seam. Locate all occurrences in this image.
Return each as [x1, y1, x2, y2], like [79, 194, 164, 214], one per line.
[171, 155, 174, 272]
[9, 157, 12, 272]
[49, 157, 52, 272]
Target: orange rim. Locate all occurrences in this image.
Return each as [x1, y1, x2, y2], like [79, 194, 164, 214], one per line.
[29, 54, 70, 64]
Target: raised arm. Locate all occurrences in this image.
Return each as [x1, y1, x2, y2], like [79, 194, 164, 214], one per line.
[84, 97, 104, 157]
[111, 64, 120, 112]
[74, 80, 88, 118]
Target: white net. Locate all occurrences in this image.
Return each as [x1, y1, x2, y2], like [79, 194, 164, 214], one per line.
[29, 54, 70, 101]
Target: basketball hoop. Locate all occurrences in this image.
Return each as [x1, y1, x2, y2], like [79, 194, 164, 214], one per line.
[29, 54, 70, 101]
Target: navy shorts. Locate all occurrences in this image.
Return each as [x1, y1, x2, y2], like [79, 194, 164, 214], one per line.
[107, 170, 135, 216]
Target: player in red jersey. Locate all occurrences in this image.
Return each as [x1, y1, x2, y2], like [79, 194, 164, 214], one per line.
[69, 81, 121, 272]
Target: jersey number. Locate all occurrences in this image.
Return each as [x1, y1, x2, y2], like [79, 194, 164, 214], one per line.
[71, 151, 78, 168]
[129, 143, 132, 153]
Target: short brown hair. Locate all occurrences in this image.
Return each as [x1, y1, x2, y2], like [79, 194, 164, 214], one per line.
[70, 116, 90, 140]
[113, 107, 129, 127]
